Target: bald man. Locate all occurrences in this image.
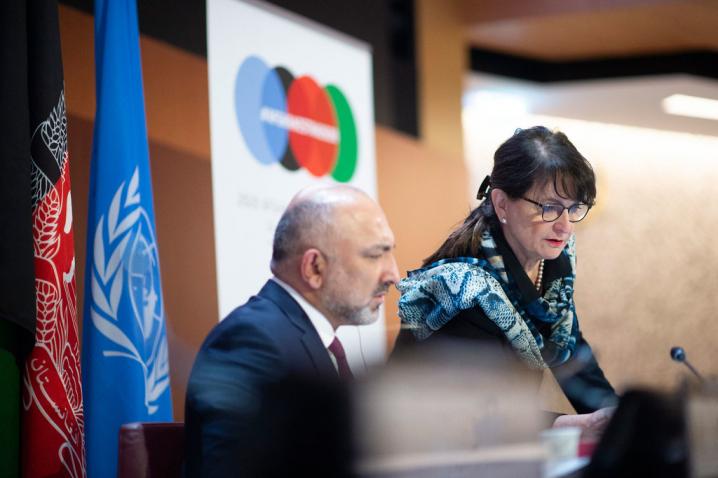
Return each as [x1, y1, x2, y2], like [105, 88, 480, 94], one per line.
[184, 186, 399, 477]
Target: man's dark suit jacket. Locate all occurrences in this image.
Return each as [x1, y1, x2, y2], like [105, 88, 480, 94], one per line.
[184, 280, 340, 477]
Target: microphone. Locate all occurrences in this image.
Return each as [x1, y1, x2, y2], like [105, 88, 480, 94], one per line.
[670, 346, 705, 383]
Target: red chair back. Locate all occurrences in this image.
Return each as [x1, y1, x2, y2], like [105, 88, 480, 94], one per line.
[117, 422, 184, 478]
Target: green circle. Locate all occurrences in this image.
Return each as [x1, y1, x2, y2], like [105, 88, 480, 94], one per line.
[326, 85, 358, 183]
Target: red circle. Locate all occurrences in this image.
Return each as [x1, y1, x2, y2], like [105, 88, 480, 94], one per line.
[286, 76, 338, 177]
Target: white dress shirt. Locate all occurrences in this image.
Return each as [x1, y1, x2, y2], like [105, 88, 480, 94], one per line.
[271, 277, 339, 372]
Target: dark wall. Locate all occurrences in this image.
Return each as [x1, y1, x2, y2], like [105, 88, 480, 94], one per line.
[60, 0, 418, 136]
[470, 47, 718, 82]
[265, 0, 418, 136]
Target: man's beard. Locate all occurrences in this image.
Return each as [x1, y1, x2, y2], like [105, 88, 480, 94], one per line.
[322, 295, 378, 326]
[321, 283, 388, 326]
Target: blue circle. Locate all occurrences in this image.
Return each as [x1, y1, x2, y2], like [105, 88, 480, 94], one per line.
[234, 56, 288, 165]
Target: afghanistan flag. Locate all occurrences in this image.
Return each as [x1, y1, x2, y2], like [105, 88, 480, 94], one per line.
[82, 1, 173, 477]
[0, 1, 86, 477]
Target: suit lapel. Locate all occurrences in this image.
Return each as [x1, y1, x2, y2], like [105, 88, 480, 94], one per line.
[258, 280, 337, 377]
[300, 331, 337, 378]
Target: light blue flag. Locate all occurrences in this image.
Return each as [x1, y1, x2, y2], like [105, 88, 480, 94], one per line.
[82, 1, 172, 476]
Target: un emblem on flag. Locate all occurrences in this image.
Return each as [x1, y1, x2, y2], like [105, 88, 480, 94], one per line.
[89, 167, 170, 414]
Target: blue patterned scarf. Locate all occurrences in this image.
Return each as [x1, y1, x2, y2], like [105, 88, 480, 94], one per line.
[397, 228, 579, 369]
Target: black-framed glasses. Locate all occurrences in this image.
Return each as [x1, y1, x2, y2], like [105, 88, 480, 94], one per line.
[521, 197, 591, 223]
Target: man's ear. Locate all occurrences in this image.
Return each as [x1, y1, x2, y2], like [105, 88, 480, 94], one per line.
[491, 188, 508, 222]
[300, 248, 326, 290]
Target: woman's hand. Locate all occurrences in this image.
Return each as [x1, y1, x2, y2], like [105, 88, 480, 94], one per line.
[552, 406, 616, 440]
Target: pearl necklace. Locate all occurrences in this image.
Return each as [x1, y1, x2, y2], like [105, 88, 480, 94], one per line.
[534, 259, 545, 292]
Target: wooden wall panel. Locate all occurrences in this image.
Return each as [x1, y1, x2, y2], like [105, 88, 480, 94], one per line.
[376, 128, 471, 349]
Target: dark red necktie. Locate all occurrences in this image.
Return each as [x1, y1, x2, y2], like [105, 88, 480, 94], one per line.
[328, 337, 353, 380]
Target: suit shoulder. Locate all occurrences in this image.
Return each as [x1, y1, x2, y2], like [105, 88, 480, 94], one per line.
[206, 295, 288, 342]
[187, 296, 289, 399]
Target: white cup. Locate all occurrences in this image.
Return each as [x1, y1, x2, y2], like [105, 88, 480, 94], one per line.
[540, 426, 582, 462]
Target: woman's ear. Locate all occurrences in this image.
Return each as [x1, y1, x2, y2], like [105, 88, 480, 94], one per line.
[300, 248, 326, 290]
[491, 188, 509, 223]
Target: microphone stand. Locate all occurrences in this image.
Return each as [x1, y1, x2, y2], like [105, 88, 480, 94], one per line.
[670, 346, 705, 384]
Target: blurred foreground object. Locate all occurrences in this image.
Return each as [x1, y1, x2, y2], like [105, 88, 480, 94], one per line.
[243, 375, 354, 478]
[686, 380, 718, 478]
[552, 406, 616, 441]
[540, 426, 581, 463]
[356, 340, 546, 477]
[584, 389, 688, 478]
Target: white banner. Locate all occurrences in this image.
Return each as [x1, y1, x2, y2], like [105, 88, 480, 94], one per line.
[207, 0, 383, 368]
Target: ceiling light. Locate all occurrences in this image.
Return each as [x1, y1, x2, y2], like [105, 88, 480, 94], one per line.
[662, 94, 718, 121]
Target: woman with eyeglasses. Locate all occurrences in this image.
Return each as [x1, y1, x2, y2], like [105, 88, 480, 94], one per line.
[396, 126, 617, 433]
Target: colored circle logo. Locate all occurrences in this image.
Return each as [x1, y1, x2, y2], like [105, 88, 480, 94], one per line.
[234, 55, 358, 182]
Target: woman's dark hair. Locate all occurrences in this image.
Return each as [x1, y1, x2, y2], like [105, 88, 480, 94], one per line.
[423, 126, 596, 266]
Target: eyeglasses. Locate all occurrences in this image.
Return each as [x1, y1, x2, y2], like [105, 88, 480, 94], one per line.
[521, 197, 591, 223]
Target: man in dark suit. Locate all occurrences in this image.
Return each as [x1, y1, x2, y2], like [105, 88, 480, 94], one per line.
[184, 185, 399, 477]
